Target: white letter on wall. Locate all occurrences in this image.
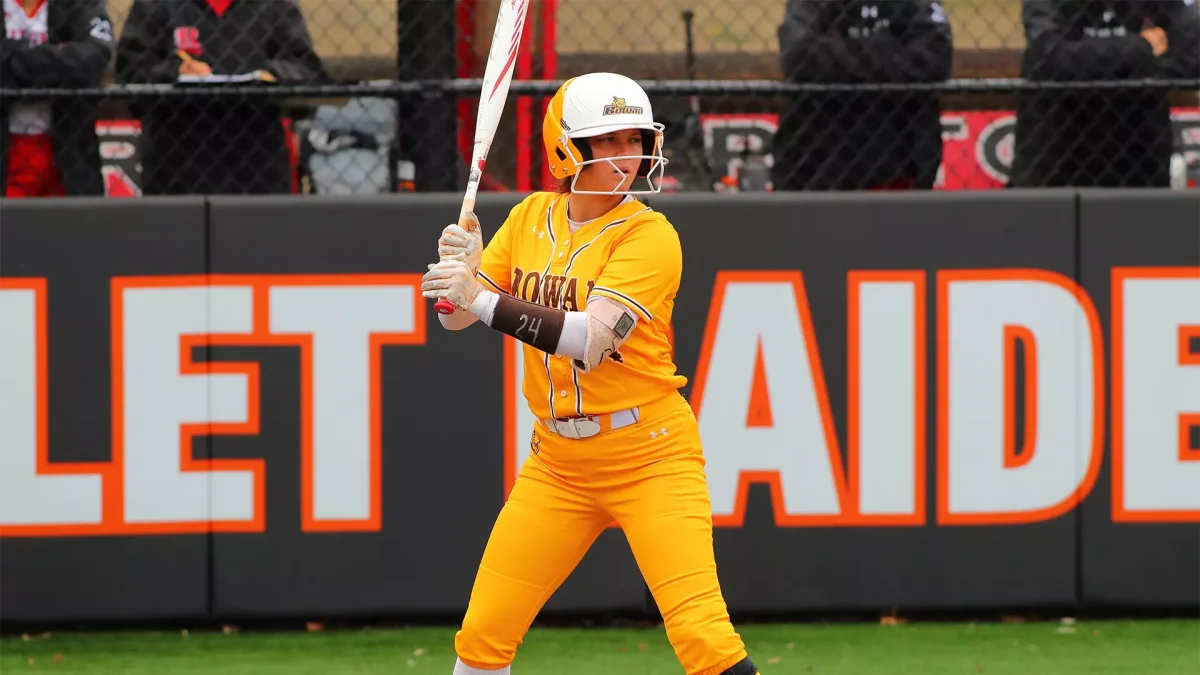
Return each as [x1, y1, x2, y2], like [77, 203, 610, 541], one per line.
[692, 272, 847, 526]
[938, 270, 1102, 525]
[0, 280, 104, 530]
[269, 282, 420, 531]
[848, 272, 925, 523]
[1114, 269, 1200, 521]
[117, 282, 256, 529]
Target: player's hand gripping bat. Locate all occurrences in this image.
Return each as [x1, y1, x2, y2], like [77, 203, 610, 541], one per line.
[434, 0, 531, 316]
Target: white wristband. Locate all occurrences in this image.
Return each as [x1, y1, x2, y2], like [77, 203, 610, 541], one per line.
[467, 288, 499, 325]
[555, 311, 589, 360]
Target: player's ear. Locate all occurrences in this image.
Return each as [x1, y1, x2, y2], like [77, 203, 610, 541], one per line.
[576, 137, 593, 162]
[637, 130, 656, 176]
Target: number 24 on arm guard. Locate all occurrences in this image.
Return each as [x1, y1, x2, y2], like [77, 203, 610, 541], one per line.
[421, 257, 638, 372]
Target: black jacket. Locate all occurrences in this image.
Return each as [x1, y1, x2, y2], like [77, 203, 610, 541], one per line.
[115, 0, 326, 195]
[1011, 0, 1200, 188]
[0, 0, 113, 196]
[774, 0, 953, 190]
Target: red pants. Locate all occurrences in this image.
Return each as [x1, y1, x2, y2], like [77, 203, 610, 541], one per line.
[5, 133, 66, 198]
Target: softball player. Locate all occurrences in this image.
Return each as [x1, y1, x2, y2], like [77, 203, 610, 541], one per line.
[421, 72, 760, 675]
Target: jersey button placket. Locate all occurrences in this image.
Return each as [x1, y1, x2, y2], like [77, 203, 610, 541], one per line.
[545, 225, 569, 419]
[554, 238, 571, 270]
[551, 233, 574, 419]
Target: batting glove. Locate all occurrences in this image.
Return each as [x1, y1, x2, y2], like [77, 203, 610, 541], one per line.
[438, 212, 484, 275]
[422, 259, 485, 311]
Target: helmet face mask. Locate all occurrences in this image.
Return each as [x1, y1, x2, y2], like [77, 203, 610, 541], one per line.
[565, 130, 668, 195]
[567, 155, 667, 196]
[543, 73, 670, 195]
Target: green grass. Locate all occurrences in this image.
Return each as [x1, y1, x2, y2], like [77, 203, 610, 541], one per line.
[2, 620, 1197, 674]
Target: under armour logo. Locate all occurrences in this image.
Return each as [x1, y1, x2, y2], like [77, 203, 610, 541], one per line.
[649, 427, 668, 439]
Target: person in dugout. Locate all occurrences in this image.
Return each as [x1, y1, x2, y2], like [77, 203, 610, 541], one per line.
[773, 0, 953, 191]
[1010, 0, 1200, 188]
[0, 0, 113, 198]
[114, 0, 326, 195]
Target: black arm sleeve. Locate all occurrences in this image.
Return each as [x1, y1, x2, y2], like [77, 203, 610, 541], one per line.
[1156, 0, 1200, 78]
[873, 0, 954, 82]
[490, 294, 567, 356]
[6, 0, 113, 87]
[778, 0, 871, 82]
[264, 0, 327, 83]
[1022, 0, 1157, 81]
[114, 0, 181, 84]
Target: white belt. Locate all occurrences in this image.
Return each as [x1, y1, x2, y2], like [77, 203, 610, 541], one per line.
[542, 406, 641, 439]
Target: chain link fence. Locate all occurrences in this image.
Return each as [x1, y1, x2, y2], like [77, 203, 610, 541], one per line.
[1, 0, 1197, 198]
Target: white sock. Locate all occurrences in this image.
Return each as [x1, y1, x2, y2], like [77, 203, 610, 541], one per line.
[452, 657, 510, 675]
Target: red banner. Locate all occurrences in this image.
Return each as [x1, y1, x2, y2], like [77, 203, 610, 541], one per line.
[698, 108, 1200, 191]
[935, 110, 1015, 190]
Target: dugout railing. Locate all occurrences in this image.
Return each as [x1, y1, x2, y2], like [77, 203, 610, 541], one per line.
[4, 76, 1200, 194]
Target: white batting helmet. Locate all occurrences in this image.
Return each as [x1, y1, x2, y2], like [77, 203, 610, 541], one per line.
[542, 72, 668, 194]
